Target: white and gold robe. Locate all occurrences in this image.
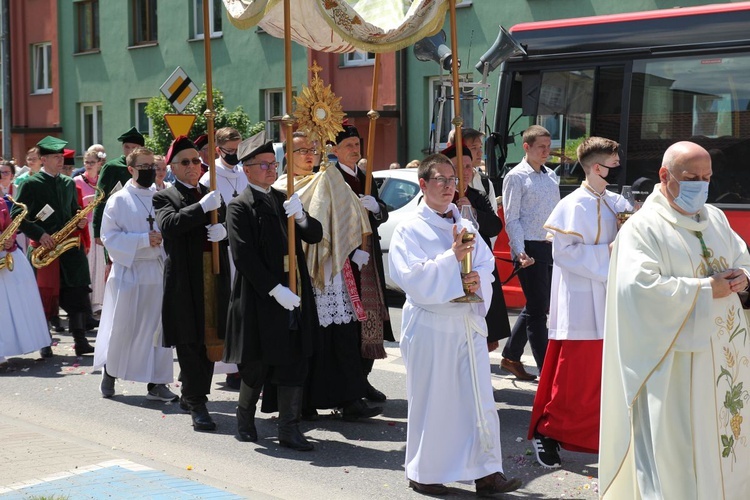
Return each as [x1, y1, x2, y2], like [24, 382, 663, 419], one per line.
[600, 187, 750, 499]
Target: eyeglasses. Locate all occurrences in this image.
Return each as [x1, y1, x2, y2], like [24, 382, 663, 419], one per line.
[598, 163, 619, 169]
[218, 146, 237, 155]
[243, 161, 278, 170]
[134, 163, 157, 170]
[0, 170, 11, 176]
[293, 148, 318, 155]
[429, 176, 459, 187]
[173, 158, 202, 167]
[84, 160, 99, 166]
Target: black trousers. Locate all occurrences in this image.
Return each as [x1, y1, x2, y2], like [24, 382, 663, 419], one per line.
[501, 240, 553, 370]
[175, 343, 214, 407]
[59, 286, 91, 316]
[238, 358, 309, 389]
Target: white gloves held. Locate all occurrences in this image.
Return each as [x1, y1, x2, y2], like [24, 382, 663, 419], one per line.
[283, 193, 306, 221]
[269, 284, 301, 311]
[359, 194, 380, 214]
[205, 223, 227, 242]
[351, 249, 370, 270]
[199, 190, 222, 213]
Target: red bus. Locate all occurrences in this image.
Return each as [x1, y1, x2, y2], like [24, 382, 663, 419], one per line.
[489, 2, 750, 307]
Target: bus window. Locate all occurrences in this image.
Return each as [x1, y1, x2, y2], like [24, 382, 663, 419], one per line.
[628, 54, 750, 203]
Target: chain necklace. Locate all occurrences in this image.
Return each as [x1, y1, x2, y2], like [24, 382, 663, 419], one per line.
[133, 191, 156, 230]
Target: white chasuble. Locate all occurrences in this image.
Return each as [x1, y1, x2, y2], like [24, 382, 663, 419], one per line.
[95, 180, 174, 384]
[390, 203, 506, 484]
[600, 188, 750, 499]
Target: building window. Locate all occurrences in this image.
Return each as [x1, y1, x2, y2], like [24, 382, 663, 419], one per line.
[343, 50, 375, 67]
[428, 77, 474, 150]
[134, 99, 153, 137]
[81, 103, 103, 152]
[264, 89, 285, 142]
[31, 43, 52, 94]
[132, 0, 157, 45]
[194, 0, 222, 38]
[76, 0, 100, 52]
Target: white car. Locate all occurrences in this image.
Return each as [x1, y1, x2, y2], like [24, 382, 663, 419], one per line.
[373, 168, 421, 291]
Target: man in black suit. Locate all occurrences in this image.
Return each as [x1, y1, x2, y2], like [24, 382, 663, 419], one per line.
[153, 136, 231, 432]
[224, 134, 323, 450]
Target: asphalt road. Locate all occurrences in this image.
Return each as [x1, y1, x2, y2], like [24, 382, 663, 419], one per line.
[1, 295, 600, 499]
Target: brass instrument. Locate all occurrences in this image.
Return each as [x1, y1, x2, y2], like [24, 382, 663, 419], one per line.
[0, 195, 28, 272]
[30, 187, 104, 269]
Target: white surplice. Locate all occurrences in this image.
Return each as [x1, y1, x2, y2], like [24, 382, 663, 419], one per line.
[390, 203, 505, 485]
[544, 183, 630, 340]
[600, 188, 750, 499]
[94, 180, 174, 384]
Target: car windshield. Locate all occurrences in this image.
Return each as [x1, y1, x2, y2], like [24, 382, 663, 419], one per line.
[379, 177, 420, 211]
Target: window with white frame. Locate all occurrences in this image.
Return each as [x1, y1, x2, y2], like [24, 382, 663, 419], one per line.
[343, 50, 375, 67]
[32, 43, 52, 94]
[428, 76, 474, 150]
[194, 0, 222, 38]
[81, 103, 103, 152]
[134, 99, 153, 136]
[264, 89, 285, 142]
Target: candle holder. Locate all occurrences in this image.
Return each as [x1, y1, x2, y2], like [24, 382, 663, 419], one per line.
[451, 205, 483, 303]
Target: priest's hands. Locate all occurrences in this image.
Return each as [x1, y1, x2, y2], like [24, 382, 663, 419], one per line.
[283, 193, 306, 221]
[351, 249, 370, 270]
[452, 226, 474, 262]
[148, 230, 162, 247]
[269, 284, 301, 311]
[359, 195, 380, 214]
[710, 269, 748, 298]
[199, 190, 222, 213]
[462, 270, 481, 294]
[205, 223, 227, 242]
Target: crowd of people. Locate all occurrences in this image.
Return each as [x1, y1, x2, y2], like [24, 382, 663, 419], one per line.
[1, 121, 749, 498]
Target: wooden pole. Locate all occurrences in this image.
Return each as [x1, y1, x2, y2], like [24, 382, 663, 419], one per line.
[363, 53, 381, 196]
[202, 0, 219, 274]
[283, 0, 297, 293]
[448, 0, 465, 196]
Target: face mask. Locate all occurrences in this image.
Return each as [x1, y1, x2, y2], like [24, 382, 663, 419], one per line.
[597, 164, 620, 182]
[222, 152, 239, 166]
[668, 171, 709, 214]
[136, 169, 156, 188]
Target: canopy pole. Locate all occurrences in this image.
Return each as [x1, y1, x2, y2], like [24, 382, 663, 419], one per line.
[283, 0, 297, 293]
[448, 0, 465, 196]
[202, 0, 219, 274]
[363, 53, 381, 196]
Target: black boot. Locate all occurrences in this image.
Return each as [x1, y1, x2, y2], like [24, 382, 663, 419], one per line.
[70, 313, 94, 356]
[278, 386, 314, 451]
[236, 381, 261, 442]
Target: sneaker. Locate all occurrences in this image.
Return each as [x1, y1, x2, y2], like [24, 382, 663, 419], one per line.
[147, 384, 179, 402]
[101, 371, 116, 398]
[533, 433, 561, 468]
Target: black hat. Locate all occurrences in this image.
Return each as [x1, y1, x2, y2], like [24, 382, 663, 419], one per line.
[440, 142, 473, 161]
[237, 131, 273, 163]
[165, 136, 197, 164]
[117, 126, 145, 146]
[36, 136, 68, 155]
[63, 149, 76, 165]
[193, 134, 208, 150]
[334, 124, 360, 145]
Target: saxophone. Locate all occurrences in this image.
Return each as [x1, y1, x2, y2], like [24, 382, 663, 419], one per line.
[30, 187, 105, 269]
[0, 195, 28, 272]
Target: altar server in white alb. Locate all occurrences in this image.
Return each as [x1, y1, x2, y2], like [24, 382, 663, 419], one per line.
[600, 141, 750, 499]
[94, 147, 177, 402]
[528, 137, 630, 469]
[389, 153, 522, 497]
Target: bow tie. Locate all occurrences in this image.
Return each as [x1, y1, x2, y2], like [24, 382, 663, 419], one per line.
[436, 210, 454, 220]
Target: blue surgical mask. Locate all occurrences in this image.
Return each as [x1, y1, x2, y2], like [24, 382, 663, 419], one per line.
[668, 171, 709, 214]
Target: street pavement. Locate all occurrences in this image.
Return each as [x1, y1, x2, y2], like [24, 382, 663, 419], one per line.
[1, 298, 600, 499]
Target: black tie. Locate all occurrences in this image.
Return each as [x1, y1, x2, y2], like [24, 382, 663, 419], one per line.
[436, 210, 454, 222]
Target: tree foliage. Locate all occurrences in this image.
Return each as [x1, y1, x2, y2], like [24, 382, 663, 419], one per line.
[144, 85, 264, 154]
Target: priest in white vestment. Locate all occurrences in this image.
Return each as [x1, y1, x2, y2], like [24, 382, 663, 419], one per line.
[528, 137, 631, 468]
[94, 147, 177, 402]
[389, 154, 522, 496]
[600, 141, 750, 499]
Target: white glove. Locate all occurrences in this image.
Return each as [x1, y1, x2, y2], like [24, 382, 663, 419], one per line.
[205, 223, 227, 242]
[283, 193, 306, 221]
[359, 194, 380, 214]
[268, 284, 301, 311]
[199, 190, 222, 213]
[351, 249, 370, 270]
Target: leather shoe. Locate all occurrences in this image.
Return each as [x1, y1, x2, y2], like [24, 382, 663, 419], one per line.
[190, 405, 217, 432]
[408, 480, 449, 496]
[342, 399, 382, 422]
[500, 358, 536, 381]
[179, 396, 190, 412]
[475, 472, 522, 496]
[365, 381, 387, 402]
[74, 341, 95, 356]
[39, 346, 53, 358]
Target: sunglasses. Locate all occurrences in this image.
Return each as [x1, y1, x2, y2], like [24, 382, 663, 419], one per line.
[173, 157, 202, 167]
[243, 161, 278, 170]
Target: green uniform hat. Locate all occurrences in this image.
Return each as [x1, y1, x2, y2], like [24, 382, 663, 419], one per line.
[117, 126, 145, 146]
[36, 136, 68, 155]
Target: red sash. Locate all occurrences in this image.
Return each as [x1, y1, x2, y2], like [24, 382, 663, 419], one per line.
[342, 258, 367, 321]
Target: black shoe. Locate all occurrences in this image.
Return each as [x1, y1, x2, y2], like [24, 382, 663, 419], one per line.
[409, 480, 449, 496]
[365, 381, 387, 402]
[179, 396, 190, 413]
[225, 373, 241, 390]
[49, 316, 65, 333]
[342, 399, 382, 422]
[475, 472, 522, 495]
[533, 433, 561, 468]
[190, 405, 217, 432]
[74, 341, 95, 356]
[86, 315, 100, 330]
[39, 346, 53, 358]
[236, 405, 258, 442]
